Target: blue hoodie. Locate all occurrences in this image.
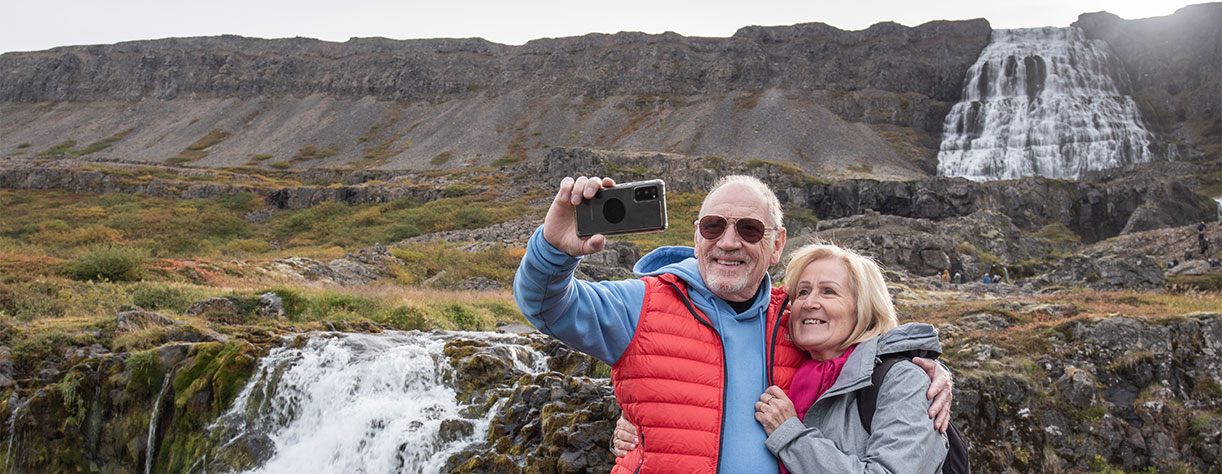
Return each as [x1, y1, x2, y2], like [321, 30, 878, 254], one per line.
[514, 227, 782, 474]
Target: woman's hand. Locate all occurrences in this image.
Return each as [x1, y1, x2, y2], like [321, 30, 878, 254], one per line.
[610, 416, 638, 457]
[913, 357, 953, 433]
[754, 385, 797, 436]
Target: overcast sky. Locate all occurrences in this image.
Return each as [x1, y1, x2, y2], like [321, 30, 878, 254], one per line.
[0, 0, 1204, 54]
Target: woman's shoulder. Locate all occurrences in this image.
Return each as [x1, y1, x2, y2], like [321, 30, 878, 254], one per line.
[873, 358, 934, 395]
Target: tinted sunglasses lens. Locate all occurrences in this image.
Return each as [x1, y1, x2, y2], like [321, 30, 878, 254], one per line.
[735, 218, 766, 243]
[699, 216, 728, 240]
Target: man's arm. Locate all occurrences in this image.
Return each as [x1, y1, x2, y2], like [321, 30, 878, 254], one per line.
[512, 176, 645, 365]
[912, 357, 953, 433]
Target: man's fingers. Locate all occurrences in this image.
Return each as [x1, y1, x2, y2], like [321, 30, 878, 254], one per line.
[570, 176, 591, 205]
[934, 408, 950, 434]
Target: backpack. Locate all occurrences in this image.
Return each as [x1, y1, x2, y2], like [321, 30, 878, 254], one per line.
[855, 351, 971, 474]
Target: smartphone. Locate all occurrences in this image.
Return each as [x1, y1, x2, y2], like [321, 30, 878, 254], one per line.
[575, 179, 668, 237]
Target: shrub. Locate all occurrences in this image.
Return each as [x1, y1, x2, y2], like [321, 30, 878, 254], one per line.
[443, 303, 479, 329]
[441, 184, 475, 198]
[268, 287, 308, 319]
[431, 151, 454, 166]
[491, 155, 524, 167]
[129, 283, 198, 313]
[67, 245, 149, 282]
[38, 140, 77, 157]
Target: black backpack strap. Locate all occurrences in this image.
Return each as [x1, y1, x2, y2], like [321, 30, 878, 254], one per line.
[856, 350, 938, 433]
[855, 356, 906, 433]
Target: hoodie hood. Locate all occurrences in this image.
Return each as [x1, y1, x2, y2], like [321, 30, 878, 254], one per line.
[633, 245, 773, 322]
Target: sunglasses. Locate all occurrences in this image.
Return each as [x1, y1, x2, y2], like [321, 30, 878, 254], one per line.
[695, 215, 776, 244]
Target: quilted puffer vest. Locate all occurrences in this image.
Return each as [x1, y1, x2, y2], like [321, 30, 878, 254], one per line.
[610, 273, 806, 473]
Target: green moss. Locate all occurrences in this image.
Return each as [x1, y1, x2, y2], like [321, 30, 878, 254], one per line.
[157, 340, 257, 472]
[126, 349, 167, 396]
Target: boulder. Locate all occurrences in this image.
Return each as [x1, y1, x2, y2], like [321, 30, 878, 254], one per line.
[257, 292, 285, 319]
[116, 310, 179, 332]
[185, 297, 244, 324]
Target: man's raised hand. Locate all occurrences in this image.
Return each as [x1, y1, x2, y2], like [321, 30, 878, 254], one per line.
[542, 176, 616, 256]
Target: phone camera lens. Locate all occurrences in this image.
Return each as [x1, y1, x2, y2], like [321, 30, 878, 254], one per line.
[602, 198, 626, 223]
[635, 186, 658, 201]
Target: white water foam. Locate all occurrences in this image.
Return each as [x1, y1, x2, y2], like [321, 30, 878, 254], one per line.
[938, 27, 1159, 181]
[211, 331, 548, 474]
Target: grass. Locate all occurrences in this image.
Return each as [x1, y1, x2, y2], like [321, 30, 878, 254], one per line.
[0, 188, 534, 260]
[167, 128, 231, 164]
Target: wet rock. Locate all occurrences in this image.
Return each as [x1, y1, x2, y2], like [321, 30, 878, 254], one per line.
[439, 419, 474, 442]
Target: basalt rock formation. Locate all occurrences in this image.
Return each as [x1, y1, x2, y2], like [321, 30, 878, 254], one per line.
[0, 18, 988, 178]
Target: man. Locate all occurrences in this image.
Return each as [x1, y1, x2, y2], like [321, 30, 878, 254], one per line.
[514, 175, 952, 473]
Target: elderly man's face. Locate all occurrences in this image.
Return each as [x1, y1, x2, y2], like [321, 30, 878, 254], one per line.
[695, 182, 786, 302]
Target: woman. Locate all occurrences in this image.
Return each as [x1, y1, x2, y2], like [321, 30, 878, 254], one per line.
[754, 243, 948, 473]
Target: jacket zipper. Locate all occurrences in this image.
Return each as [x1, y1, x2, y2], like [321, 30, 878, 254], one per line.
[665, 281, 725, 474]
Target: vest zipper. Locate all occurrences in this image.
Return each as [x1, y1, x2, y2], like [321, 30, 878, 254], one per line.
[767, 295, 788, 386]
[632, 431, 645, 474]
[665, 280, 725, 474]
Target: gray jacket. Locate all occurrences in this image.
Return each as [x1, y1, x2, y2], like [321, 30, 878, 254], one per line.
[764, 322, 949, 473]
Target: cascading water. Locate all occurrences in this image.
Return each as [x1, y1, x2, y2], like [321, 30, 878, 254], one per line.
[144, 373, 174, 474]
[937, 27, 1158, 181]
[200, 331, 549, 474]
[1215, 198, 1221, 222]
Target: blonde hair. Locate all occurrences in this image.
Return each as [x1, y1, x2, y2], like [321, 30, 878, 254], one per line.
[784, 243, 897, 350]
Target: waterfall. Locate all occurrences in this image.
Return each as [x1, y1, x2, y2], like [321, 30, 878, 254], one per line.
[206, 331, 549, 474]
[144, 373, 174, 474]
[937, 27, 1157, 181]
[4, 387, 47, 474]
[1215, 198, 1221, 222]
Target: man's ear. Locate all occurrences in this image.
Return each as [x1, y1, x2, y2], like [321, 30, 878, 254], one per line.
[769, 228, 787, 265]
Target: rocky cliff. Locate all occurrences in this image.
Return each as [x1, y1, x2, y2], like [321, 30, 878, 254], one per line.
[2, 308, 1218, 473]
[1074, 3, 1222, 158]
[1, 19, 991, 177]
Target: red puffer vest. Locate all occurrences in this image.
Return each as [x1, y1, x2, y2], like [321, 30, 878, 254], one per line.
[610, 273, 807, 473]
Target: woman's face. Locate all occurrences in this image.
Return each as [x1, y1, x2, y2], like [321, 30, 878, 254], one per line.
[789, 257, 857, 361]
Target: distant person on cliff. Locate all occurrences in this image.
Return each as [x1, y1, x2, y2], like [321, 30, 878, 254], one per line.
[513, 175, 954, 473]
[753, 243, 948, 473]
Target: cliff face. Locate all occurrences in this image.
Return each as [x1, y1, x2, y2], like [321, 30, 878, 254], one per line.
[0, 21, 991, 177]
[1074, 3, 1222, 158]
